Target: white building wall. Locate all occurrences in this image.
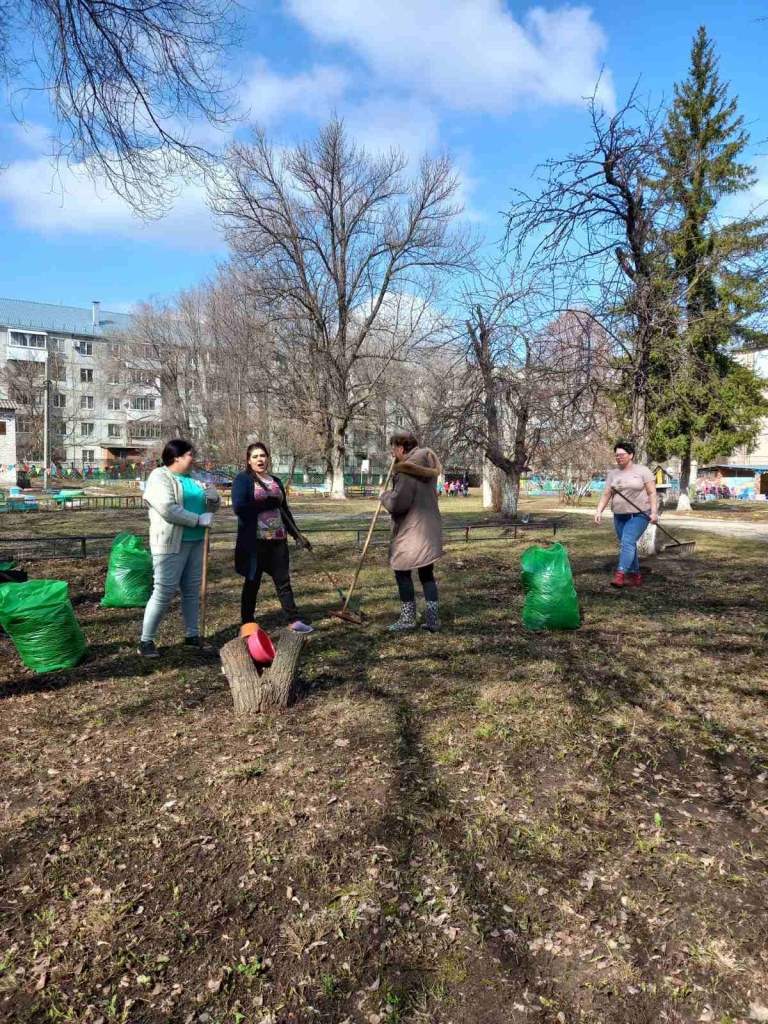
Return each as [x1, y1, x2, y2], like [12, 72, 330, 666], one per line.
[0, 408, 17, 485]
[733, 348, 768, 466]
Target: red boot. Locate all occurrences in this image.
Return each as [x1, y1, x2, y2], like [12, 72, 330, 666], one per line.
[610, 570, 628, 587]
[629, 572, 642, 587]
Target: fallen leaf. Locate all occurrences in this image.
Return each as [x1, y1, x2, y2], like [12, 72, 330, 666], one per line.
[579, 871, 596, 891]
[335, 739, 350, 748]
[749, 1002, 768, 1022]
[286, 887, 294, 901]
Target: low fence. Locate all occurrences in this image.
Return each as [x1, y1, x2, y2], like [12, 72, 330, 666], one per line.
[0, 517, 563, 562]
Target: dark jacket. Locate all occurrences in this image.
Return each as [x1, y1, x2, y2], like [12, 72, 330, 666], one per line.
[232, 472, 300, 577]
[379, 448, 443, 571]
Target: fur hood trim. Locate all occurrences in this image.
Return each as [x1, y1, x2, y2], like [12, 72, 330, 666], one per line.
[393, 447, 442, 481]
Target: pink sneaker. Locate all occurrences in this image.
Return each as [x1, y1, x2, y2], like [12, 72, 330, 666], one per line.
[289, 620, 314, 634]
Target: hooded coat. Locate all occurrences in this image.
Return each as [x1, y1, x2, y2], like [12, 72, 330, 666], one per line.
[379, 448, 443, 571]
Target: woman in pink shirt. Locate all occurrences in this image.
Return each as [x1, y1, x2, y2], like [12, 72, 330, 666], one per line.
[594, 441, 658, 588]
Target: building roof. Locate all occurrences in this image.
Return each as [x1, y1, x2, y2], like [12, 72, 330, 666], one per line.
[0, 297, 132, 337]
[699, 463, 768, 473]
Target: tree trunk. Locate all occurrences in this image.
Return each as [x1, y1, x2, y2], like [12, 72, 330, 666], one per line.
[677, 447, 692, 511]
[482, 457, 503, 511]
[220, 628, 306, 713]
[329, 417, 347, 499]
[637, 523, 663, 557]
[500, 470, 520, 516]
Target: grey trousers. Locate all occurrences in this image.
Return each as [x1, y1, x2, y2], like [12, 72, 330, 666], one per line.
[141, 540, 204, 642]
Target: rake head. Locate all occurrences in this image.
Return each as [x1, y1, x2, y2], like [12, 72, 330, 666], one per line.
[330, 608, 366, 625]
[661, 541, 696, 557]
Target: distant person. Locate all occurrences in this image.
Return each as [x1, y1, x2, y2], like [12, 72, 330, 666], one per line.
[594, 441, 658, 588]
[139, 439, 220, 657]
[462, 477, 469, 497]
[232, 442, 314, 633]
[380, 432, 444, 632]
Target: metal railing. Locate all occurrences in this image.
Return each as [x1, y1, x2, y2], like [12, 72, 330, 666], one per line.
[0, 517, 562, 562]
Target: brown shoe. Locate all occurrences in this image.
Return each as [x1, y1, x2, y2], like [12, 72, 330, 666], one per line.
[629, 572, 642, 586]
[610, 571, 629, 587]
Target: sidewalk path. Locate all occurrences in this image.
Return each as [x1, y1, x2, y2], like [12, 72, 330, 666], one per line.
[547, 507, 768, 544]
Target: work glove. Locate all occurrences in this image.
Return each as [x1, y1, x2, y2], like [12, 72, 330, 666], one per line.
[204, 486, 219, 502]
[297, 535, 312, 551]
[198, 512, 214, 528]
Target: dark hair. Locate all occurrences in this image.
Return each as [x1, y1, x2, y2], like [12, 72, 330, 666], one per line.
[389, 431, 419, 453]
[613, 440, 635, 456]
[162, 439, 194, 466]
[245, 442, 270, 476]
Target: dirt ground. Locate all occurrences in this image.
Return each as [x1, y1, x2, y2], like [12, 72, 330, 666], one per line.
[1, 511, 767, 1024]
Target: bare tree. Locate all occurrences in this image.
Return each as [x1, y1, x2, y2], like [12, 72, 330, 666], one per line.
[209, 117, 470, 497]
[2, 0, 239, 216]
[506, 93, 677, 464]
[450, 267, 611, 514]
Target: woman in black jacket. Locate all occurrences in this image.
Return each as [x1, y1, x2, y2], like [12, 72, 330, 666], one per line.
[232, 442, 313, 633]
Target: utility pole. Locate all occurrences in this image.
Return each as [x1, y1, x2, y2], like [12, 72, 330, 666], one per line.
[43, 353, 51, 492]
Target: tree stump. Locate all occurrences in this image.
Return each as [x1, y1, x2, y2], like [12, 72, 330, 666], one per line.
[220, 628, 305, 713]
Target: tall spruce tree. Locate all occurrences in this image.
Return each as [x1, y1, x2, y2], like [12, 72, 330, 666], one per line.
[652, 26, 768, 506]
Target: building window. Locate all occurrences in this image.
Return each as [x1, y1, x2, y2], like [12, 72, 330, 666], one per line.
[132, 422, 162, 439]
[130, 397, 156, 411]
[52, 364, 68, 383]
[107, 397, 122, 411]
[82, 449, 95, 462]
[48, 337, 66, 353]
[107, 424, 122, 439]
[0, 422, 6, 435]
[80, 422, 94, 437]
[80, 395, 94, 410]
[9, 330, 46, 349]
[52, 393, 66, 408]
[107, 342, 122, 358]
[16, 417, 34, 433]
[77, 341, 93, 356]
[143, 344, 155, 359]
[81, 369, 94, 383]
[129, 369, 155, 387]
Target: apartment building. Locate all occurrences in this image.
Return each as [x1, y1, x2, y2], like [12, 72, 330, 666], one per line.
[0, 298, 162, 467]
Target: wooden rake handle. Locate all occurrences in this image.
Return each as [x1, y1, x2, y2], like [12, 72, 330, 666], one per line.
[612, 489, 682, 547]
[340, 457, 397, 615]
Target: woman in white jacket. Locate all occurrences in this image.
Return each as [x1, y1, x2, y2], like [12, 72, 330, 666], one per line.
[138, 439, 220, 657]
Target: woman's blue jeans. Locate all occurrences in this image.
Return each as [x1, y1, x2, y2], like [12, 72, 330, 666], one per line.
[613, 512, 649, 573]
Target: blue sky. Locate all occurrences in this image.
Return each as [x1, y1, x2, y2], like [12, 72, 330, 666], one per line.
[0, 0, 766, 312]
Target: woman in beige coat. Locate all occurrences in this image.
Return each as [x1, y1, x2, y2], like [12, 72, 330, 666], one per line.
[379, 432, 443, 632]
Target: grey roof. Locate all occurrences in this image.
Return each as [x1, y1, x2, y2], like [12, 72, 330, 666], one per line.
[0, 297, 132, 337]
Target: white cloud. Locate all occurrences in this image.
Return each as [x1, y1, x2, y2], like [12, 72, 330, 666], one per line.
[0, 155, 221, 248]
[239, 59, 351, 124]
[342, 98, 440, 163]
[721, 156, 768, 220]
[285, 0, 614, 111]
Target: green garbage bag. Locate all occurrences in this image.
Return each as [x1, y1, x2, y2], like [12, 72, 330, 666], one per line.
[521, 542, 581, 631]
[101, 533, 153, 608]
[0, 580, 87, 672]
